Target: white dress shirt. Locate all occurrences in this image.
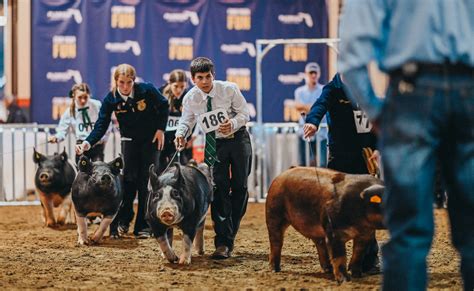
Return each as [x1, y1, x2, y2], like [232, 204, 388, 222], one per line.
[55, 99, 109, 143]
[176, 80, 250, 139]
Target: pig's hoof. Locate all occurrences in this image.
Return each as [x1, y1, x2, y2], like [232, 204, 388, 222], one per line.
[89, 236, 100, 245]
[270, 264, 281, 272]
[77, 238, 90, 246]
[46, 222, 57, 228]
[335, 274, 351, 285]
[351, 269, 362, 278]
[165, 253, 179, 263]
[179, 254, 191, 265]
[323, 267, 332, 274]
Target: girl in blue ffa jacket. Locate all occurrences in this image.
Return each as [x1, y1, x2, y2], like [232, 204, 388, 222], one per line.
[49, 83, 108, 163]
[158, 69, 192, 173]
[76, 64, 169, 238]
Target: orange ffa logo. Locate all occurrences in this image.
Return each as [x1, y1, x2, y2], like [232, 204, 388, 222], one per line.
[226, 8, 251, 31]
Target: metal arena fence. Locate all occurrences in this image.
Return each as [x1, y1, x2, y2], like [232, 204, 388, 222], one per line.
[0, 123, 327, 204]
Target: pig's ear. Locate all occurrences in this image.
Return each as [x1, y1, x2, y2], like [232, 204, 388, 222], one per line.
[78, 155, 92, 174]
[60, 147, 68, 162]
[33, 148, 46, 164]
[360, 184, 384, 204]
[173, 163, 185, 186]
[109, 157, 123, 175]
[149, 164, 160, 191]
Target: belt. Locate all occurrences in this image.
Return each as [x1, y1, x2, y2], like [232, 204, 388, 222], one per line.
[390, 62, 474, 77]
[216, 127, 247, 140]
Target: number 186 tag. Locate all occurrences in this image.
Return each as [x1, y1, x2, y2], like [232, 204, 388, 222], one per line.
[198, 108, 229, 134]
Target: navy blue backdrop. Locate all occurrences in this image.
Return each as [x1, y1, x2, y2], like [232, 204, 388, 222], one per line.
[32, 0, 328, 123]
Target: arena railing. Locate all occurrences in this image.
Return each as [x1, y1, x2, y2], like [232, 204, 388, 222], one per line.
[0, 122, 327, 205]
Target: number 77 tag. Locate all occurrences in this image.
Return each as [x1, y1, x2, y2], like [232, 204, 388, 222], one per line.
[198, 108, 229, 134]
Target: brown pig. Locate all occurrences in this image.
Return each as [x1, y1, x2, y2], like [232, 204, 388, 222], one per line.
[266, 167, 385, 284]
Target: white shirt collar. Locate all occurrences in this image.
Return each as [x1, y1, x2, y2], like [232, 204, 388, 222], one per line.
[118, 88, 134, 101]
[199, 81, 216, 101]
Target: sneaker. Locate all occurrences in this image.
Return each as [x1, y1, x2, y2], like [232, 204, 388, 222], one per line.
[135, 229, 152, 239]
[211, 246, 231, 260]
[117, 223, 129, 236]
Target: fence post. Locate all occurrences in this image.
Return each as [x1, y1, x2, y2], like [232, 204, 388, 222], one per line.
[0, 127, 5, 201]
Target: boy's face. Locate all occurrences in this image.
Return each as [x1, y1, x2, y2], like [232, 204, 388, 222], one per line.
[192, 71, 214, 94]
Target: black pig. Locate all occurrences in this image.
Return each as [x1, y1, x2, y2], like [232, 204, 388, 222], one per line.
[72, 155, 123, 245]
[33, 148, 76, 227]
[146, 163, 212, 264]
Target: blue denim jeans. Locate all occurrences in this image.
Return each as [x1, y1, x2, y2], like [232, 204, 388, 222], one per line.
[381, 71, 474, 290]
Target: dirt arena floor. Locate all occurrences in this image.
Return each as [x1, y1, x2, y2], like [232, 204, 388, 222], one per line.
[0, 203, 462, 289]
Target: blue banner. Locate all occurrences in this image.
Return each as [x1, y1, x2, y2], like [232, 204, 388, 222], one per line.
[32, 0, 328, 123]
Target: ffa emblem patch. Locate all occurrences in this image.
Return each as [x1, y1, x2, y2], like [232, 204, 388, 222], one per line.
[137, 99, 146, 111]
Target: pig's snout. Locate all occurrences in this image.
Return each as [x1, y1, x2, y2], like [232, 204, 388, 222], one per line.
[100, 174, 112, 184]
[38, 171, 52, 184]
[160, 209, 175, 224]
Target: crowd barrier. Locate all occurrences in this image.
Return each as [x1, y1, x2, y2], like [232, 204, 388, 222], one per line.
[0, 123, 327, 204]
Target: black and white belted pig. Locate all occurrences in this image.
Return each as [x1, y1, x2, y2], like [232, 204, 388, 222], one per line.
[71, 155, 123, 245]
[266, 167, 385, 284]
[33, 148, 76, 228]
[146, 162, 213, 264]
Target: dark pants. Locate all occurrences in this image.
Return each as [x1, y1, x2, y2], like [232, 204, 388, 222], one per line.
[75, 142, 105, 164]
[211, 129, 252, 251]
[299, 138, 328, 167]
[114, 139, 158, 235]
[328, 150, 380, 271]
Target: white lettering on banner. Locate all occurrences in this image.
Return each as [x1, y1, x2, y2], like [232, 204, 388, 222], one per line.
[163, 10, 199, 25]
[198, 108, 229, 134]
[277, 72, 306, 85]
[227, 8, 251, 16]
[46, 70, 82, 83]
[278, 12, 313, 27]
[353, 110, 373, 133]
[111, 6, 136, 13]
[52, 35, 76, 43]
[169, 37, 193, 45]
[105, 41, 141, 56]
[220, 42, 256, 57]
[166, 116, 180, 132]
[47, 9, 83, 24]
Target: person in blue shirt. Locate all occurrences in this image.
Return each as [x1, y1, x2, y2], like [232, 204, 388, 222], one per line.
[294, 62, 327, 166]
[76, 64, 169, 239]
[304, 72, 381, 275]
[338, 1, 474, 290]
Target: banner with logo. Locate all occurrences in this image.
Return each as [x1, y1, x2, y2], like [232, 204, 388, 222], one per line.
[32, 0, 327, 124]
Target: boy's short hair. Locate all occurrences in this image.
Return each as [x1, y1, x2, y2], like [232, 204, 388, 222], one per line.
[190, 57, 215, 77]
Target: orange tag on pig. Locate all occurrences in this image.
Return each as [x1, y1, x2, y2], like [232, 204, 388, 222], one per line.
[370, 195, 382, 204]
